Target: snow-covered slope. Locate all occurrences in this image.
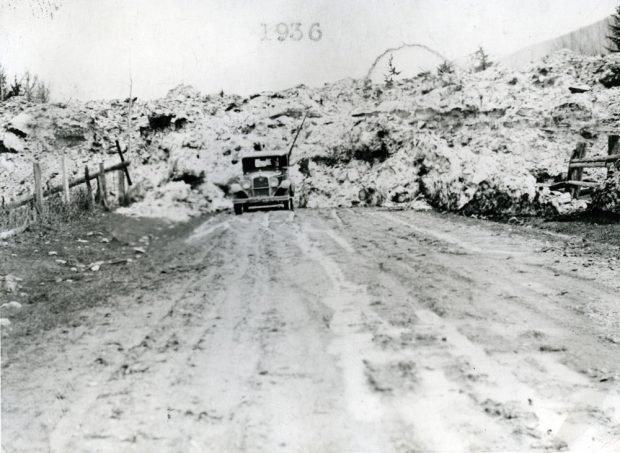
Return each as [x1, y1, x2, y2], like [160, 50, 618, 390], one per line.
[503, 17, 612, 68]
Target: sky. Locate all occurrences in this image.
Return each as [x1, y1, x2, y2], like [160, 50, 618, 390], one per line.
[0, 0, 618, 100]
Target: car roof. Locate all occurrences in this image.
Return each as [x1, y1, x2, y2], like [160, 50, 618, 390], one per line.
[241, 150, 289, 159]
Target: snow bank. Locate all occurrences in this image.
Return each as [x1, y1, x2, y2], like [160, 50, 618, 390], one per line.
[1, 50, 620, 218]
[592, 162, 620, 214]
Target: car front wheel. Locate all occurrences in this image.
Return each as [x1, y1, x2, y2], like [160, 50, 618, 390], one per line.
[234, 204, 243, 215]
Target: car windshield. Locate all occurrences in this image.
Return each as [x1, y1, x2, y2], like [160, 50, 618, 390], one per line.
[242, 155, 286, 173]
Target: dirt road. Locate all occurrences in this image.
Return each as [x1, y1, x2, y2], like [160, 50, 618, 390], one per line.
[2, 209, 620, 452]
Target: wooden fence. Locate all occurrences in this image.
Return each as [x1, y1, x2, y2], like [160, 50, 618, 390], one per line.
[2, 141, 132, 213]
[551, 134, 620, 199]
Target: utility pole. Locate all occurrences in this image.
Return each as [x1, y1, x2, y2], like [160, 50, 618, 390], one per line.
[127, 76, 133, 156]
[288, 110, 309, 161]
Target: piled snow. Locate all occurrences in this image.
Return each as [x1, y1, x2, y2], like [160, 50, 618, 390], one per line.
[592, 162, 620, 214]
[7, 112, 34, 137]
[0, 132, 25, 153]
[1, 50, 620, 218]
[117, 180, 229, 221]
[417, 136, 541, 215]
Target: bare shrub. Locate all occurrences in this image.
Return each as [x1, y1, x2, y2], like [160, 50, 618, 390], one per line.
[0, 65, 51, 103]
[39, 189, 93, 226]
[0, 188, 94, 235]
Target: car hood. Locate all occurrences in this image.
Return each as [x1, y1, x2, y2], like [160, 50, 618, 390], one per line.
[244, 171, 284, 179]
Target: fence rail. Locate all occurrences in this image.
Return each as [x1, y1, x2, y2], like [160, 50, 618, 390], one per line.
[2, 145, 132, 213]
[550, 134, 620, 198]
[569, 155, 620, 165]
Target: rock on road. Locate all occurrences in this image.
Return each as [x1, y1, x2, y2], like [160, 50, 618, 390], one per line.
[2, 209, 620, 452]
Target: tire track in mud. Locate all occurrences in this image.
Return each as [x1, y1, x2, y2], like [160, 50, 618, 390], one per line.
[181, 211, 420, 452]
[2, 217, 235, 452]
[53, 211, 339, 452]
[121, 211, 369, 452]
[334, 209, 617, 339]
[312, 211, 531, 450]
[175, 212, 280, 453]
[312, 208, 620, 452]
[309, 210, 529, 451]
[212, 211, 347, 452]
[312, 210, 524, 451]
[293, 211, 424, 452]
[48, 219, 235, 452]
[364, 210, 620, 354]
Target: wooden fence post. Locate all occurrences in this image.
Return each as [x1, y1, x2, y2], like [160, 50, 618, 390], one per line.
[568, 142, 587, 198]
[33, 161, 44, 215]
[97, 162, 109, 210]
[115, 140, 133, 186]
[61, 155, 70, 204]
[84, 166, 93, 203]
[609, 135, 619, 156]
[117, 169, 127, 206]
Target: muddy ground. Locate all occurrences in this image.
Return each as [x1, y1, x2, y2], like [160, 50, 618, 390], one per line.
[1, 208, 619, 452]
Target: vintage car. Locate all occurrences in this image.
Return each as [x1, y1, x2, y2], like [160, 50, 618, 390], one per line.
[230, 150, 294, 214]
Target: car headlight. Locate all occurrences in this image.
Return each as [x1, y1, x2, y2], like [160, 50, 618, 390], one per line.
[269, 177, 279, 188]
[242, 180, 251, 190]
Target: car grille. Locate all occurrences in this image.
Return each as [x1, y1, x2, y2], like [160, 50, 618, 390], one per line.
[253, 176, 268, 189]
[252, 176, 270, 197]
[253, 188, 270, 197]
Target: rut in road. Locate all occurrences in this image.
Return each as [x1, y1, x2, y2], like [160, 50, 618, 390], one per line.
[312, 209, 620, 452]
[2, 209, 619, 453]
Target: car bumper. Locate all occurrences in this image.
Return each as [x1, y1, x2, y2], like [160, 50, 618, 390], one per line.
[233, 195, 291, 206]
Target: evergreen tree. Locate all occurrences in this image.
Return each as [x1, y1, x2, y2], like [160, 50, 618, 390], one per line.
[35, 81, 50, 103]
[437, 60, 455, 75]
[473, 46, 492, 72]
[0, 64, 7, 101]
[22, 71, 39, 102]
[8, 76, 22, 99]
[384, 55, 401, 87]
[608, 4, 620, 53]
